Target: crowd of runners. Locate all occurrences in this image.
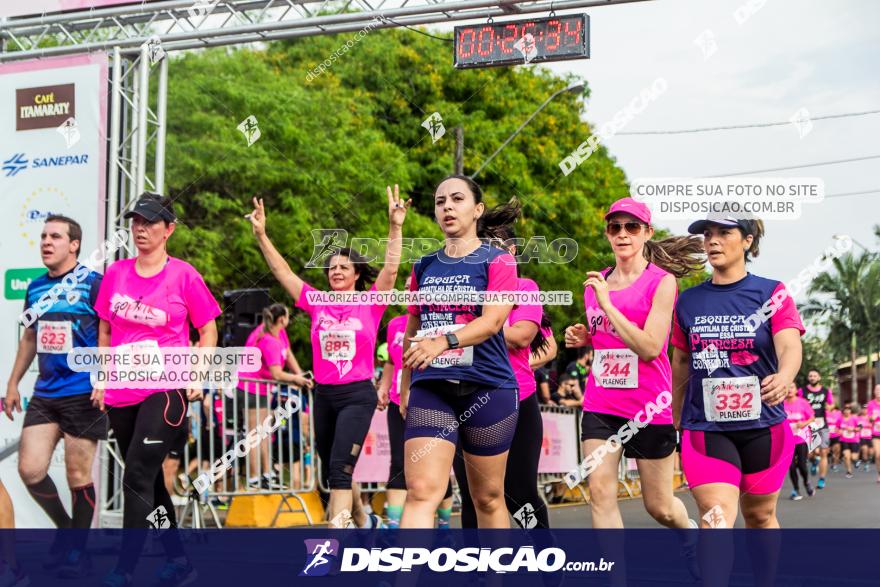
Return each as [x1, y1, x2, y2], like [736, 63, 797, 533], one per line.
[1, 181, 877, 587]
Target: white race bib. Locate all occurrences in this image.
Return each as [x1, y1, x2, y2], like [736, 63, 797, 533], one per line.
[814, 417, 825, 429]
[396, 371, 402, 392]
[320, 330, 356, 361]
[117, 339, 163, 377]
[702, 376, 761, 422]
[37, 321, 73, 354]
[416, 324, 473, 368]
[592, 349, 638, 388]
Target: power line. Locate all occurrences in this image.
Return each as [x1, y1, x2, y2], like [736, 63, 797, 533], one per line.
[704, 154, 880, 178]
[825, 189, 880, 199]
[380, 16, 453, 42]
[616, 108, 880, 135]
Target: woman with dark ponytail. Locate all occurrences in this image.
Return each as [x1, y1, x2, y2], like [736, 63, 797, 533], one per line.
[237, 303, 313, 489]
[400, 175, 520, 528]
[247, 185, 410, 529]
[452, 206, 559, 529]
[565, 197, 703, 534]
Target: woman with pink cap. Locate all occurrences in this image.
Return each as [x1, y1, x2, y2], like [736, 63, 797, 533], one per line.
[565, 197, 704, 529]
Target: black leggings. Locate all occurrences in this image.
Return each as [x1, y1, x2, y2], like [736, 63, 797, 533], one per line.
[387, 404, 452, 498]
[454, 393, 548, 528]
[107, 389, 187, 572]
[789, 443, 810, 491]
[314, 380, 377, 490]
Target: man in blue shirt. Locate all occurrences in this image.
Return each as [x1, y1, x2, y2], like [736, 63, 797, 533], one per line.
[4, 215, 107, 577]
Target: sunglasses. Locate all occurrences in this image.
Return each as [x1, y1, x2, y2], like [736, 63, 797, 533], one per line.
[606, 222, 646, 236]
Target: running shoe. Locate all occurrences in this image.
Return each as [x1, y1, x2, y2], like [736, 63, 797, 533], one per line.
[831, 464, 839, 472]
[42, 536, 67, 570]
[846, 472, 853, 479]
[864, 464, 870, 472]
[0, 563, 29, 587]
[810, 461, 818, 476]
[368, 513, 387, 529]
[817, 478, 826, 489]
[154, 558, 197, 587]
[102, 570, 133, 587]
[855, 460, 862, 468]
[57, 549, 92, 579]
[806, 484, 815, 497]
[682, 519, 701, 580]
[789, 491, 802, 501]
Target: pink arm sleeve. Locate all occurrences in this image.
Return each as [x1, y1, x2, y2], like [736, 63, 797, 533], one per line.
[770, 283, 805, 336]
[670, 310, 688, 351]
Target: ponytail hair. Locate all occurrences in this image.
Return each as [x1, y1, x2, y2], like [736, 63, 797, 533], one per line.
[643, 236, 706, 279]
[742, 219, 765, 262]
[258, 303, 288, 342]
[323, 246, 380, 291]
[477, 198, 522, 243]
[529, 310, 553, 355]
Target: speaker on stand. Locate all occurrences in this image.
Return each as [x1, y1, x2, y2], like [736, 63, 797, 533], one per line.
[220, 288, 271, 347]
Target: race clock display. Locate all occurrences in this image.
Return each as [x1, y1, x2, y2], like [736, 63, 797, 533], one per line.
[454, 14, 590, 69]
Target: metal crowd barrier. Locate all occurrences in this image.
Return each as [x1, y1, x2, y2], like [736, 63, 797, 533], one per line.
[97, 378, 317, 529]
[537, 403, 589, 504]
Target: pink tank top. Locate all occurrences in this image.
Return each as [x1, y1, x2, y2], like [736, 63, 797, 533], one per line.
[582, 263, 674, 424]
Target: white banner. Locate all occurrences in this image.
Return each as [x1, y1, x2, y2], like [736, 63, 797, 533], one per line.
[0, 53, 107, 527]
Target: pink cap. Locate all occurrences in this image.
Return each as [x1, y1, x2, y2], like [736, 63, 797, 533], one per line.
[604, 197, 651, 225]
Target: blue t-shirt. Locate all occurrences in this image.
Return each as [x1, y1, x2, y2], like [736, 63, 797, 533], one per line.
[22, 264, 102, 397]
[408, 244, 518, 389]
[672, 273, 804, 432]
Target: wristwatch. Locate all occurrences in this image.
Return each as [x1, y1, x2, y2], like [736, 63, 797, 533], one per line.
[445, 333, 460, 350]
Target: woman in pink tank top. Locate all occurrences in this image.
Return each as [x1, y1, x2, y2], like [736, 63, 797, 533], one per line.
[564, 197, 704, 533]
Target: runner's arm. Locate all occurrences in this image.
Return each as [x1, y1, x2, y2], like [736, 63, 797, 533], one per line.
[6, 329, 36, 388]
[504, 319, 539, 350]
[255, 232, 305, 303]
[377, 361, 393, 397]
[761, 328, 802, 407]
[671, 346, 690, 430]
[374, 185, 410, 291]
[399, 313, 420, 419]
[600, 273, 676, 362]
[530, 335, 557, 370]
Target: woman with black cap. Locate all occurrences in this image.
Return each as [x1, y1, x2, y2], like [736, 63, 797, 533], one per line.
[93, 192, 221, 587]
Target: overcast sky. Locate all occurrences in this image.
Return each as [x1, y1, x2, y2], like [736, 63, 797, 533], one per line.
[442, 0, 880, 286]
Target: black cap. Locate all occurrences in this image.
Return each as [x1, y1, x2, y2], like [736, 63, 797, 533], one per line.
[124, 196, 175, 223]
[688, 211, 757, 236]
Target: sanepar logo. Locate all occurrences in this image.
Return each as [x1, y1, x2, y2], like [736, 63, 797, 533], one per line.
[2, 152, 89, 177]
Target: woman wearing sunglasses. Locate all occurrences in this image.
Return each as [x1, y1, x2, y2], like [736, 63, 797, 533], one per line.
[565, 197, 703, 530]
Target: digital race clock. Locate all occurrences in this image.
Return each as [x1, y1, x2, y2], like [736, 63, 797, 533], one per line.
[453, 14, 590, 69]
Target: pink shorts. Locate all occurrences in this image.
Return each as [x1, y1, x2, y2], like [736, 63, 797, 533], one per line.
[682, 422, 794, 495]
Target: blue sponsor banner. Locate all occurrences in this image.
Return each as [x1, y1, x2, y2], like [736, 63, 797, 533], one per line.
[2, 529, 876, 585]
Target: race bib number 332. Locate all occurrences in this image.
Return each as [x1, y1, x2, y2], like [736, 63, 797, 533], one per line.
[702, 376, 761, 422]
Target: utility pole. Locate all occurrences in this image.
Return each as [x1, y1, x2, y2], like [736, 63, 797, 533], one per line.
[454, 126, 464, 175]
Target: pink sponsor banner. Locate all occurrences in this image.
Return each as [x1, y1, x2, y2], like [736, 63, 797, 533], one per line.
[1, 1, 147, 18]
[538, 410, 579, 474]
[353, 409, 391, 483]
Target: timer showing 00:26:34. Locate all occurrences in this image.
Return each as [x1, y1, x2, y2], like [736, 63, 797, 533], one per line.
[454, 15, 589, 68]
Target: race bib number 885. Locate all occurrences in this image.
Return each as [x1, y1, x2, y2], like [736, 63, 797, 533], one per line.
[702, 376, 761, 422]
[320, 331, 356, 361]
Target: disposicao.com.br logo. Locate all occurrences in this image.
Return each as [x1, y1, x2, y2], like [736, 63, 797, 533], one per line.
[299, 540, 614, 575]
